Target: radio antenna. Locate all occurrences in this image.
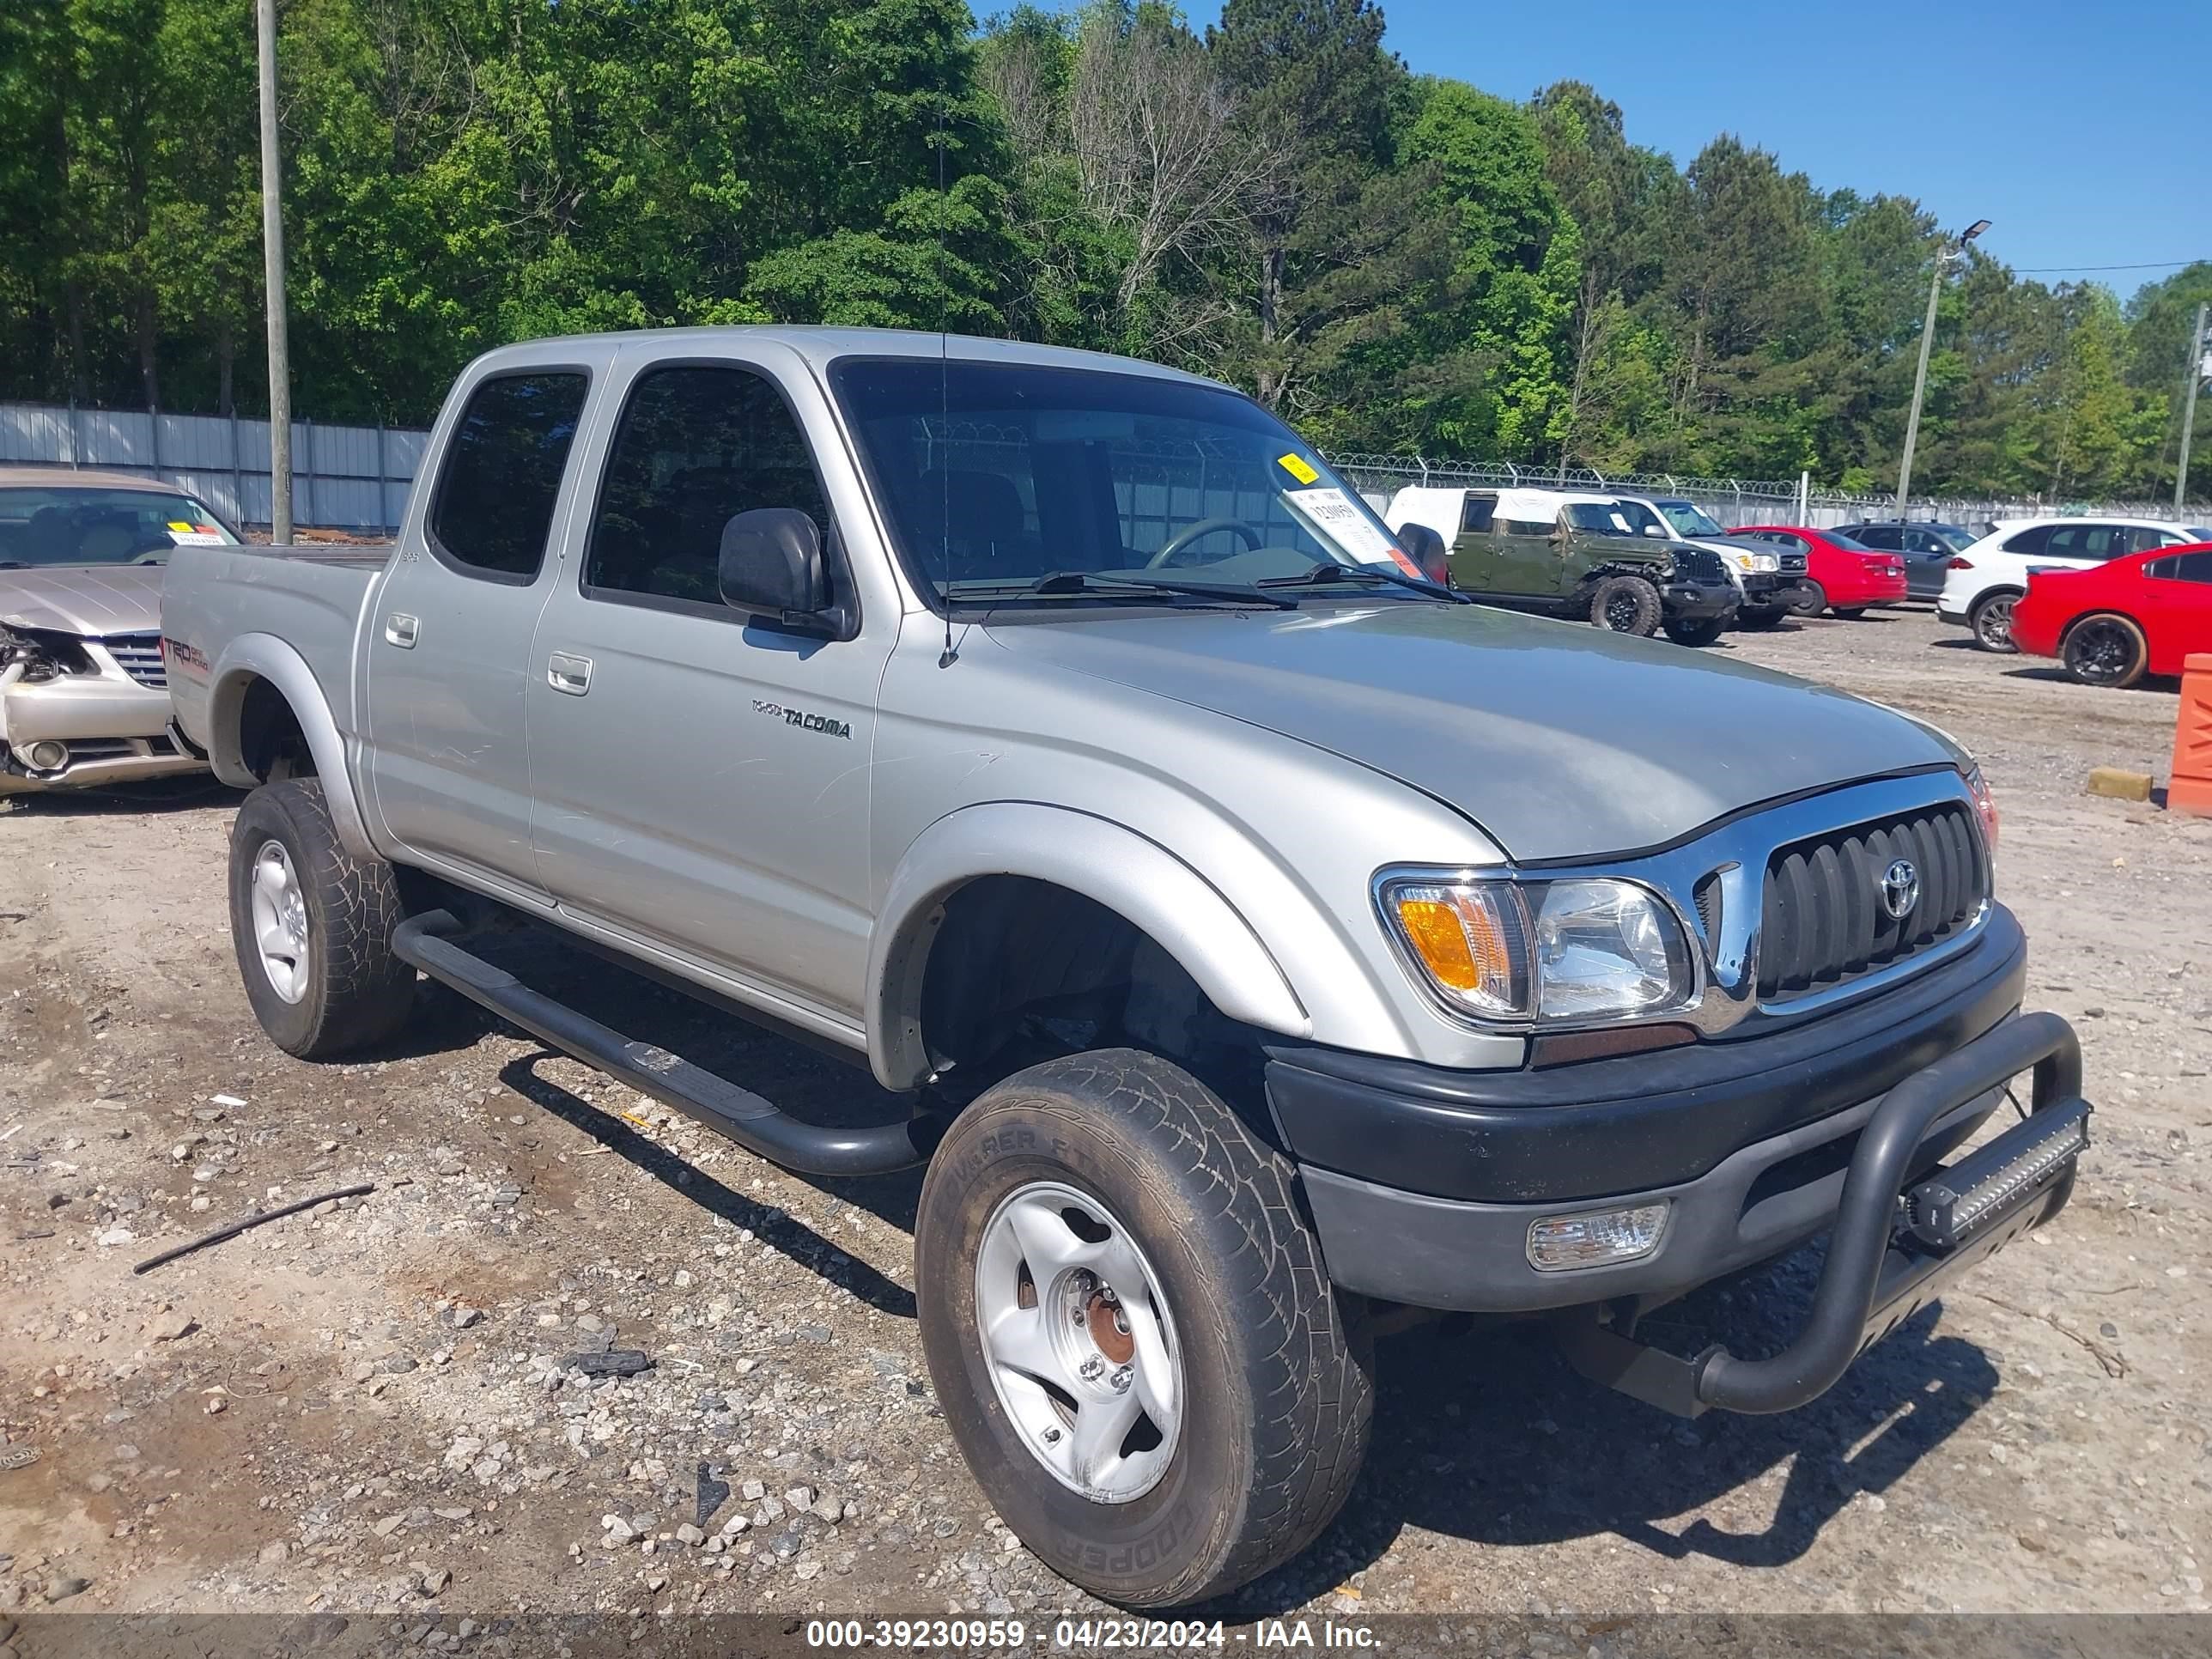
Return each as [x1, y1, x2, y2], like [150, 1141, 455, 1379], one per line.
[935, 75, 957, 669]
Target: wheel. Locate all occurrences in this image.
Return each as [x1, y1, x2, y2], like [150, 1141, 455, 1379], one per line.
[2061, 612, 2148, 689]
[227, 778, 416, 1058]
[1832, 606, 1868, 620]
[1968, 590, 2021, 653]
[915, 1049, 1373, 1607]
[1788, 580, 1827, 617]
[1588, 574, 1662, 635]
[1662, 615, 1729, 647]
[1735, 605, 1788, 630]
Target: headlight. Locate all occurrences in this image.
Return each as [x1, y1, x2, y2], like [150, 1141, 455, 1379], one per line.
[1379, 875, 1694, 1027]
[1727, 550, 1779, 574]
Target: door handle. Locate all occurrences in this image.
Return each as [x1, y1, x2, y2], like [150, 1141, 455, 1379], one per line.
[547, 652, 592, 696]
[385, 613, 419, 648]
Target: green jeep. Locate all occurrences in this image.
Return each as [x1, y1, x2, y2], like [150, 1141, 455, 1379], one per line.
[1389, 486, 1742, 645]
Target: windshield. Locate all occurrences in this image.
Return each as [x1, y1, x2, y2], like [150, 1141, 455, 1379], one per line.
[0, 486, 237, 568]
[1565, 499, 1667, 538]
[830, 360, 1422, 602]
[1655, 501, 1725, 538]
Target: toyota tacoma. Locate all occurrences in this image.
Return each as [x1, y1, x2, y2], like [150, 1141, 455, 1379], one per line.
[161, 328, 2090, 1608]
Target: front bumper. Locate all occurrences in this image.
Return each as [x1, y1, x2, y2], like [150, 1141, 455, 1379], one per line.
[1267, 911, 2088, 1413]
[0, 667, 206, 793]
[1658, 580, 1738, 623]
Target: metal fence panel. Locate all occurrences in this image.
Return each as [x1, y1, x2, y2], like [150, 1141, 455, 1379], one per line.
[3, 401, 2196, 538]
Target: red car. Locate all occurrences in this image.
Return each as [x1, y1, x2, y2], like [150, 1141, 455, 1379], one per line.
[2009, 542, 2212, 687]
[1727, 526, 1908, 617]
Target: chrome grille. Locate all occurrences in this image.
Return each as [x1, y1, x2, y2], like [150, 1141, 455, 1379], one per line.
[1778, 550, 1808, 574]
[1758, 804, 1987, 1001]
[104, 633, 167, 690]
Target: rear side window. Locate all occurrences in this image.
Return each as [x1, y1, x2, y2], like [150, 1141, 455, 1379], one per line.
[2001, 525, 2051, 556]
[2039, 524, 2129, 561]
[428, 372, 589, 580]
[1855, 526, 1901, 550]
[2161, 550, 2212, 583]
[584, 364, 833, 611]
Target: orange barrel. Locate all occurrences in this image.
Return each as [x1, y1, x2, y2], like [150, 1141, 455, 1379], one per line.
[2173, 653, 2212, 819]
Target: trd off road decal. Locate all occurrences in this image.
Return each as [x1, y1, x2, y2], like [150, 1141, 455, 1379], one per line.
[752, 698, 852, 739]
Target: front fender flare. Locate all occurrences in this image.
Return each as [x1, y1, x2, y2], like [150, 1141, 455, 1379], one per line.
[866, 803, 1311, 1091]
[205, 633, 375, 861]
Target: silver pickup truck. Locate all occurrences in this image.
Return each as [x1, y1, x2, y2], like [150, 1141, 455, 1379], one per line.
[163, 327, 2091, 1609]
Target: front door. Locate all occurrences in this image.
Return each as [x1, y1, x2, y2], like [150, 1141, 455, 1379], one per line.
[364, 364, 596, 898]
[525, 353, 892, 1024]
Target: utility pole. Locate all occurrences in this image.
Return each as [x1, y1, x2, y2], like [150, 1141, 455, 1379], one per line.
[1895, 218, 1990, 518]
[2176, 301, 2209, 518]
[257, 0, 291, 544]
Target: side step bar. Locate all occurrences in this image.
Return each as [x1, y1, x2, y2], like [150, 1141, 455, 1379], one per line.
[1559, 1011, 2090, 1418]
[392, 910, 930, 1179]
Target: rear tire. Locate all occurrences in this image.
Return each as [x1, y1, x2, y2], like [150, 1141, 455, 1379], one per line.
[1588, 574, 1662, 635]
[1788, 580, 1827, 617]
[1662, 615, 1729, 647]
[2061, 612, 2148, 689]
[1735, 605, 1789, 630]
[228, 778, 416, 1058]
[1969, 590, 2021, 653]
[915, 1049, 1373, 1607]
[1832, 606, 1869, 620]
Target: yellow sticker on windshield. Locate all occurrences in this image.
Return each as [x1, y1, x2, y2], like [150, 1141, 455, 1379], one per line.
[1277, 453, 1320, 486]
[167, 521, 192, 532]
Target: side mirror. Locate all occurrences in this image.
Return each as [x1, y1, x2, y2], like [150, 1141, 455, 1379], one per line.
[1643, 525, 1664, 537]
[719, 508, 830, 623]
[1395, 521, 1450, 586]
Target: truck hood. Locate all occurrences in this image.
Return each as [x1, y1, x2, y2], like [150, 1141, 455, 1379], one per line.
[0, 564, 165, 636]
[981, 601, 1956, 861]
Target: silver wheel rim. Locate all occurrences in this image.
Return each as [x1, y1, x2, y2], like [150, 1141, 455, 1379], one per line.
[973, 1180, 1183, 1504]
[249, 839, 311, 1004]
[1977, 597, 2014, 647]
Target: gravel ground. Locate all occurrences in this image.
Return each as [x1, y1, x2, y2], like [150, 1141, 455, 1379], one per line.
[0, 606, 2207, 1632]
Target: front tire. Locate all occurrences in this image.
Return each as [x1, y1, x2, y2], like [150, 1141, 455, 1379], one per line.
[228, 779, 416, 1058]
[1735, 605, 1789, 631]
[1832, 606, 1869, 620]
[1969, 590, 2021, 653]
[1787, 580, 1827, 617]
[1662, 615, 1729, 647]
[915, 1050, 1373, 1607]
[2061, 612, 2148, 688]
[1588, 574, 1662, 635]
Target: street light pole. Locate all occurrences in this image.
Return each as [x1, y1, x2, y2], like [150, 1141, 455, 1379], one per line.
[1895, 218, 1990, 518]
[2176, 301, 2209, 518]
[257, 0, 291, 544]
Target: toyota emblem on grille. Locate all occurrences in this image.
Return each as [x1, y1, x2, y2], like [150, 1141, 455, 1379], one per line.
[1881, 858, 1921, 920]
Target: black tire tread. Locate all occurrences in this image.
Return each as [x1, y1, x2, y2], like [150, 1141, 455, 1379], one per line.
[925, 1048, 1372, 1605]
[233, 779, 414, 1057]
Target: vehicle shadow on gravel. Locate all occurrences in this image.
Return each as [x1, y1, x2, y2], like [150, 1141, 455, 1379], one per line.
[0, 778, 238, 817]
[1213, 1266, 2000, 1617]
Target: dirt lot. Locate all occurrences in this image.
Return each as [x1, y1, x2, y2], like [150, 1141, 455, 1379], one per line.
[1, 607, 2207, 1632]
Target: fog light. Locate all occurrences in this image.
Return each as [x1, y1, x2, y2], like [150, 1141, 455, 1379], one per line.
[1526, 1202, 1669, 1271]
[25, 739, 68, 771]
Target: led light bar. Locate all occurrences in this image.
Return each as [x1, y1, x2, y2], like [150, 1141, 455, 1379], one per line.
[1904, 1097, 2089, 1250]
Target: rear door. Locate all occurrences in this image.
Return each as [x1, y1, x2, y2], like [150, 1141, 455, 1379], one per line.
[523, 347, 894, 1023]
[363, 360, 600, 898]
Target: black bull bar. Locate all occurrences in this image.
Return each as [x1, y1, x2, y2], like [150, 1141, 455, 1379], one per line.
[1560, 1011, 2090, 1417]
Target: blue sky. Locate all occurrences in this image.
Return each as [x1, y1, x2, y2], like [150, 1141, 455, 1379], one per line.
[1098, 0, 2212, 299]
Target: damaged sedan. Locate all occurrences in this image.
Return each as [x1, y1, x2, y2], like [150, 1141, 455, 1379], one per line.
[0, 467, 228, 795]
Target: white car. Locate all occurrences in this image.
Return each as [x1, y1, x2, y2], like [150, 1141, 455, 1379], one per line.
[1937, 515, 2212, 652]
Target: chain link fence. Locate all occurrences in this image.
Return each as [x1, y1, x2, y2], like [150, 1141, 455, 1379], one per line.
[3, 398, 2197, 537]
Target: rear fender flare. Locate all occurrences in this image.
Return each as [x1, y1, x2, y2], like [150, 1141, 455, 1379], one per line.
[866, 803, 1311, 1091]
[205, 634, 375, 861]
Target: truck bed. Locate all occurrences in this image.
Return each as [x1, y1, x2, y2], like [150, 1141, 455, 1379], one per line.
[162, 540, 393, 755]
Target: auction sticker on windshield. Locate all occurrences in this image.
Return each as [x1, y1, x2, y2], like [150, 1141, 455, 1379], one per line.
[167, 523, 226, 544]
[1285, 487, 1418, 574]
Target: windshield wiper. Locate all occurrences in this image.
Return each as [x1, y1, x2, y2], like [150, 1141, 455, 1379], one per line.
[948, 570, 1298, 611]
[1256, 561, 1470, 603]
